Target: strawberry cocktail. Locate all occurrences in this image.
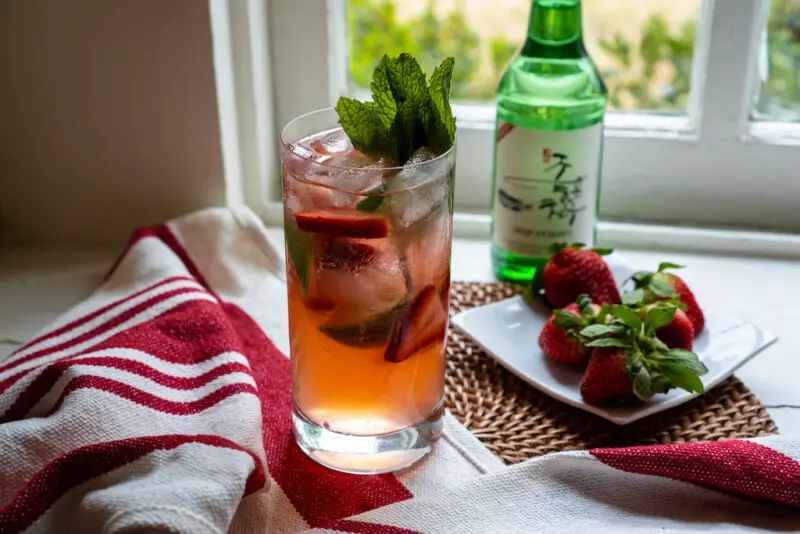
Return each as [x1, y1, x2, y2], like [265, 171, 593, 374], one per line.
[282, 55, 457, 474]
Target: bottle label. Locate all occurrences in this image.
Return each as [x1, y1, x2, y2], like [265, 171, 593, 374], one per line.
[492, 121, 603, 257]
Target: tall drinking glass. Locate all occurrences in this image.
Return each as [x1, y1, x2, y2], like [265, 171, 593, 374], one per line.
[281, 108, 456, 474]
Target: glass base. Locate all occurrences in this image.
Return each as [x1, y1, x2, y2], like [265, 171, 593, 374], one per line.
[292, 404, 444, 474]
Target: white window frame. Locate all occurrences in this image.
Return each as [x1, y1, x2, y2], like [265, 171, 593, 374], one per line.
[212, 0, 800, 236]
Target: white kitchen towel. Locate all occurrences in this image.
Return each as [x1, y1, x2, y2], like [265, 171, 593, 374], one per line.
[0, 206, 797, 534]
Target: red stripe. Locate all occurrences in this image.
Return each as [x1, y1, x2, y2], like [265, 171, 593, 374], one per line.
[5, 276, 196, 361]
[591, 440, 800, 507]
[42, 375, 257, 418]
[325, 520, 423, 533]
[1, 298, 251, 396]
[0, 288, 212, 394]
[223, 303, 415, 527]
[0, 434, 266, 532]
[0, 286, 210, 377]
[1, 356, 250, 423]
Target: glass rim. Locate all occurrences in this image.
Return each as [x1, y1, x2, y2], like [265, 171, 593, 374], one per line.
[279, 107, 457, 172]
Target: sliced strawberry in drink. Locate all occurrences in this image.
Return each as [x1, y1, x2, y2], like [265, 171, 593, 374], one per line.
[305, 296, 336, 312]
[295, 209, 389, 239]
[385, 284, 448, 363]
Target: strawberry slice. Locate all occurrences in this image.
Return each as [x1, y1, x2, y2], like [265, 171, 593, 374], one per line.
[385, 284, 448, 363]
[305, 296, 336, 312]
[295, 209, 389, 239]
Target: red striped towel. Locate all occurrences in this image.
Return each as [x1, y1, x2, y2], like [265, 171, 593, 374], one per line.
[0, 207, 797, 534]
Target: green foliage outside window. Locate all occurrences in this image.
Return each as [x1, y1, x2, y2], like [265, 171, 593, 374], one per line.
[348, 0, 800, 116]
[758, 0, 800, 117]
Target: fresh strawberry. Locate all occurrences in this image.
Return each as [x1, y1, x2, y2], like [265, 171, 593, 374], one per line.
[579, 308, 708, 405]
[385, 284, 448, 363]
[634, 302, 694, 350]
[294, 209, 389, 239]
[661, 273, 704, 334]
[580, 347, 639, 404]
[538, 297, 601, 365]
[632, 263, 705, 335]
[541, 243, 621, 309]
[655, 307, 694, 350]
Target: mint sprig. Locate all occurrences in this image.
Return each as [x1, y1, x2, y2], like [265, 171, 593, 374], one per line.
[426, 58, 457, 155]
[335, 53, 456, 166]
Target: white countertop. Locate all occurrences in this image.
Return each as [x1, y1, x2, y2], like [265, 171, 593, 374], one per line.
[1, 235, 798, 434]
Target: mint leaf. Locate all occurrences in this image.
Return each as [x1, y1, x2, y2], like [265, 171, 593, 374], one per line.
[335, 98, 395, 161]
[284, 221, 311, 294]
[591, 248, 614, 256]
[336, 53, 456, 166]
[383, 54, 428, 109]
[319, 303, 407, 348]
[383, 54, 428, 161]
[426, 57, 456, 154]
[356, 194, 385, 213]
[370, 57, 398, 130]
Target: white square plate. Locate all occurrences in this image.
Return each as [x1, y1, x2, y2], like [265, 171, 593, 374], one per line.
[451, 256, 778, 425]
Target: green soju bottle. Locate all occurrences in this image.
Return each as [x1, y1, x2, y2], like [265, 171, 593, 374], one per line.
[490, 0, 607, 283]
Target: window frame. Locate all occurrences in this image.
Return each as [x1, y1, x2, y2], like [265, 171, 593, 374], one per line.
[216, 0, 800, 234]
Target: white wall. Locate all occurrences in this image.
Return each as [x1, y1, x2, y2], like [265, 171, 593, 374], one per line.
[0, 0, 225, 245]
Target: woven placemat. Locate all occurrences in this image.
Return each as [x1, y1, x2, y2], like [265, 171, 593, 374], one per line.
[444, 281, 777, 465]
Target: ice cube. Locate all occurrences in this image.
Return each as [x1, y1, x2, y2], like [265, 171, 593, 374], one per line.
[312, 130, 353, 154]
[388, 147, 451, 228]
[407, 146, 439, 167]
[289, 143, 327, 162]
[309, 239, 407, 328]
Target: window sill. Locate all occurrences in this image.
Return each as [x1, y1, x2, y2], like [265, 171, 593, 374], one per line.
[259, 202, 800, 260]
[2, 227, 798, 433]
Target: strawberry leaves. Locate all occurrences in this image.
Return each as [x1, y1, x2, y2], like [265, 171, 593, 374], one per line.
[649, 278, 676, 298]
[592, 308, 707, 400]
[628, 262, 684, 302]
[644, 306, 677, 334]
[658, 262, 683, 272]
[610, 305, 642, 331]
[550, 291, 707, 402]
[622, 288, 646, 306]
[546, 242, 613, 257]
[552, 310, 584, 330]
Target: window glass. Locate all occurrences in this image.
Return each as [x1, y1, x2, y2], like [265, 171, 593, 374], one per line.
[346, 0, 701, 112]
[753, 0, 800, 121]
